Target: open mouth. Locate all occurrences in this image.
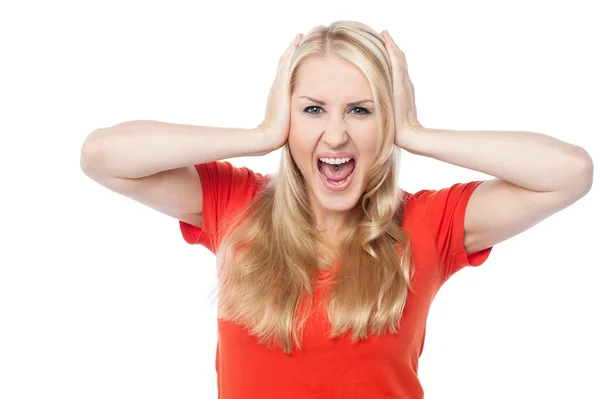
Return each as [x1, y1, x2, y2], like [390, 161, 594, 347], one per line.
[317, 157, 356, 187]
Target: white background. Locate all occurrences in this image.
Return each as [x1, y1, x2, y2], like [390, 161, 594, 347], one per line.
[1, 0, 598, 398]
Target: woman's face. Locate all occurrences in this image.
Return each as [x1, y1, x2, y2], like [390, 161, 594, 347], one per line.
[289, 55, 379, 216]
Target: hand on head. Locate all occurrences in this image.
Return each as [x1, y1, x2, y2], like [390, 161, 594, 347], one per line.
[257, 33, 303, 152]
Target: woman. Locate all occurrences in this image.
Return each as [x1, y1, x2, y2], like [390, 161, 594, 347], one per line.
[80, 20, 593, 399]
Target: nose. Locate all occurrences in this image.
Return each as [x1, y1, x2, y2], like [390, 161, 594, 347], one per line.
[322, 116, 349, 148]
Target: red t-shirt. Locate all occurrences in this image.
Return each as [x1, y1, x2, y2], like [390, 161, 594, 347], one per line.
[179, 160, 493, 399]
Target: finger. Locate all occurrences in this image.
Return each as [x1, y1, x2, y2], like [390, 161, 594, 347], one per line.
[384, 31, 418, 120]
[383, 31, 402, 54]
[289, 34, 303, 50]
[385, 32, 412, 84]
[385, 43, 404, 86]
[383, 35, 401, 75]
[280, 34, 303, 65]
[383, 31, 408, 66]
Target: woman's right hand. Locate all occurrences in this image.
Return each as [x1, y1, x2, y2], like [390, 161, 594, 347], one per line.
[257, 33, 303, 152]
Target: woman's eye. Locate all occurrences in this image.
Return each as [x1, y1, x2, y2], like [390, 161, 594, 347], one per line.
[304, 106, 323, 114]
[303, 106, 371, 116]
[352, 107, 371, 115]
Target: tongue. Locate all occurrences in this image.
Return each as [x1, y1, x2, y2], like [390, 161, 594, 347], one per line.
[319, 159, 355, 182]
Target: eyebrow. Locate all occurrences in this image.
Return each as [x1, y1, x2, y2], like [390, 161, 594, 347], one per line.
[298, 96, 374, 107]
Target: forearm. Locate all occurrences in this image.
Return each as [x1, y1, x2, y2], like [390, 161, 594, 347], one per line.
[80, 120, 270, 179]
[403, 127, 593, 192]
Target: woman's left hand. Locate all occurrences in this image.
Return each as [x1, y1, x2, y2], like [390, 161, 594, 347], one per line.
[382, 30, 424, 149]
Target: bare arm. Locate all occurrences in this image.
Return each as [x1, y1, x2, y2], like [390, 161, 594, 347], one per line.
[80, 120, 274, 227]
[80, 120, 271, 179]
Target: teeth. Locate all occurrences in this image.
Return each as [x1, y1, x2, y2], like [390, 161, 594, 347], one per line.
[318, 157, 353, 165]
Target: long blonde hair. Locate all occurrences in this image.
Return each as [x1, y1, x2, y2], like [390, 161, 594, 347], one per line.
[210, 20, 414, 354]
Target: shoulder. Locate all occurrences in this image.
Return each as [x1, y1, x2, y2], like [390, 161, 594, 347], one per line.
[400, 181, 484, 218]
[397, 187, 428, 222]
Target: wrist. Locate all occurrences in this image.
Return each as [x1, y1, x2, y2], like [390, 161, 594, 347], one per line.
[400, 126, 428, 155]
[251, 127, 278, 156]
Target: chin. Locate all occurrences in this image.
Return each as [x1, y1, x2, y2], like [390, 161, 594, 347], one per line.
[313, 173, 362, 211]
[322, 195, 359, 211]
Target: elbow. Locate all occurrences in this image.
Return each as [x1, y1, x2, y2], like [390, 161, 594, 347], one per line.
[80, 129, 108, 177]
[571, 146, 594, 195]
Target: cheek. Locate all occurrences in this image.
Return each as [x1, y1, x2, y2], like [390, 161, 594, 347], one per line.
[364, 135, 379, 154]
[288, 130, 316, 169]
[355, 130, 379, 169]
[361, 123, 379, 152]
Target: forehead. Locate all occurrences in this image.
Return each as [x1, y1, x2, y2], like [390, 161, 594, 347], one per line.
[295, 56, 372, 98]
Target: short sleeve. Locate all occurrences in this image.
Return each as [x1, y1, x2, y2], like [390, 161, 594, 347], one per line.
[410, 180, 493, 281]
[179, 160, 269, 253]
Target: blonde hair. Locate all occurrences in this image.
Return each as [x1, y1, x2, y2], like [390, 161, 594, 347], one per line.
[210, 20, 414, 354]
